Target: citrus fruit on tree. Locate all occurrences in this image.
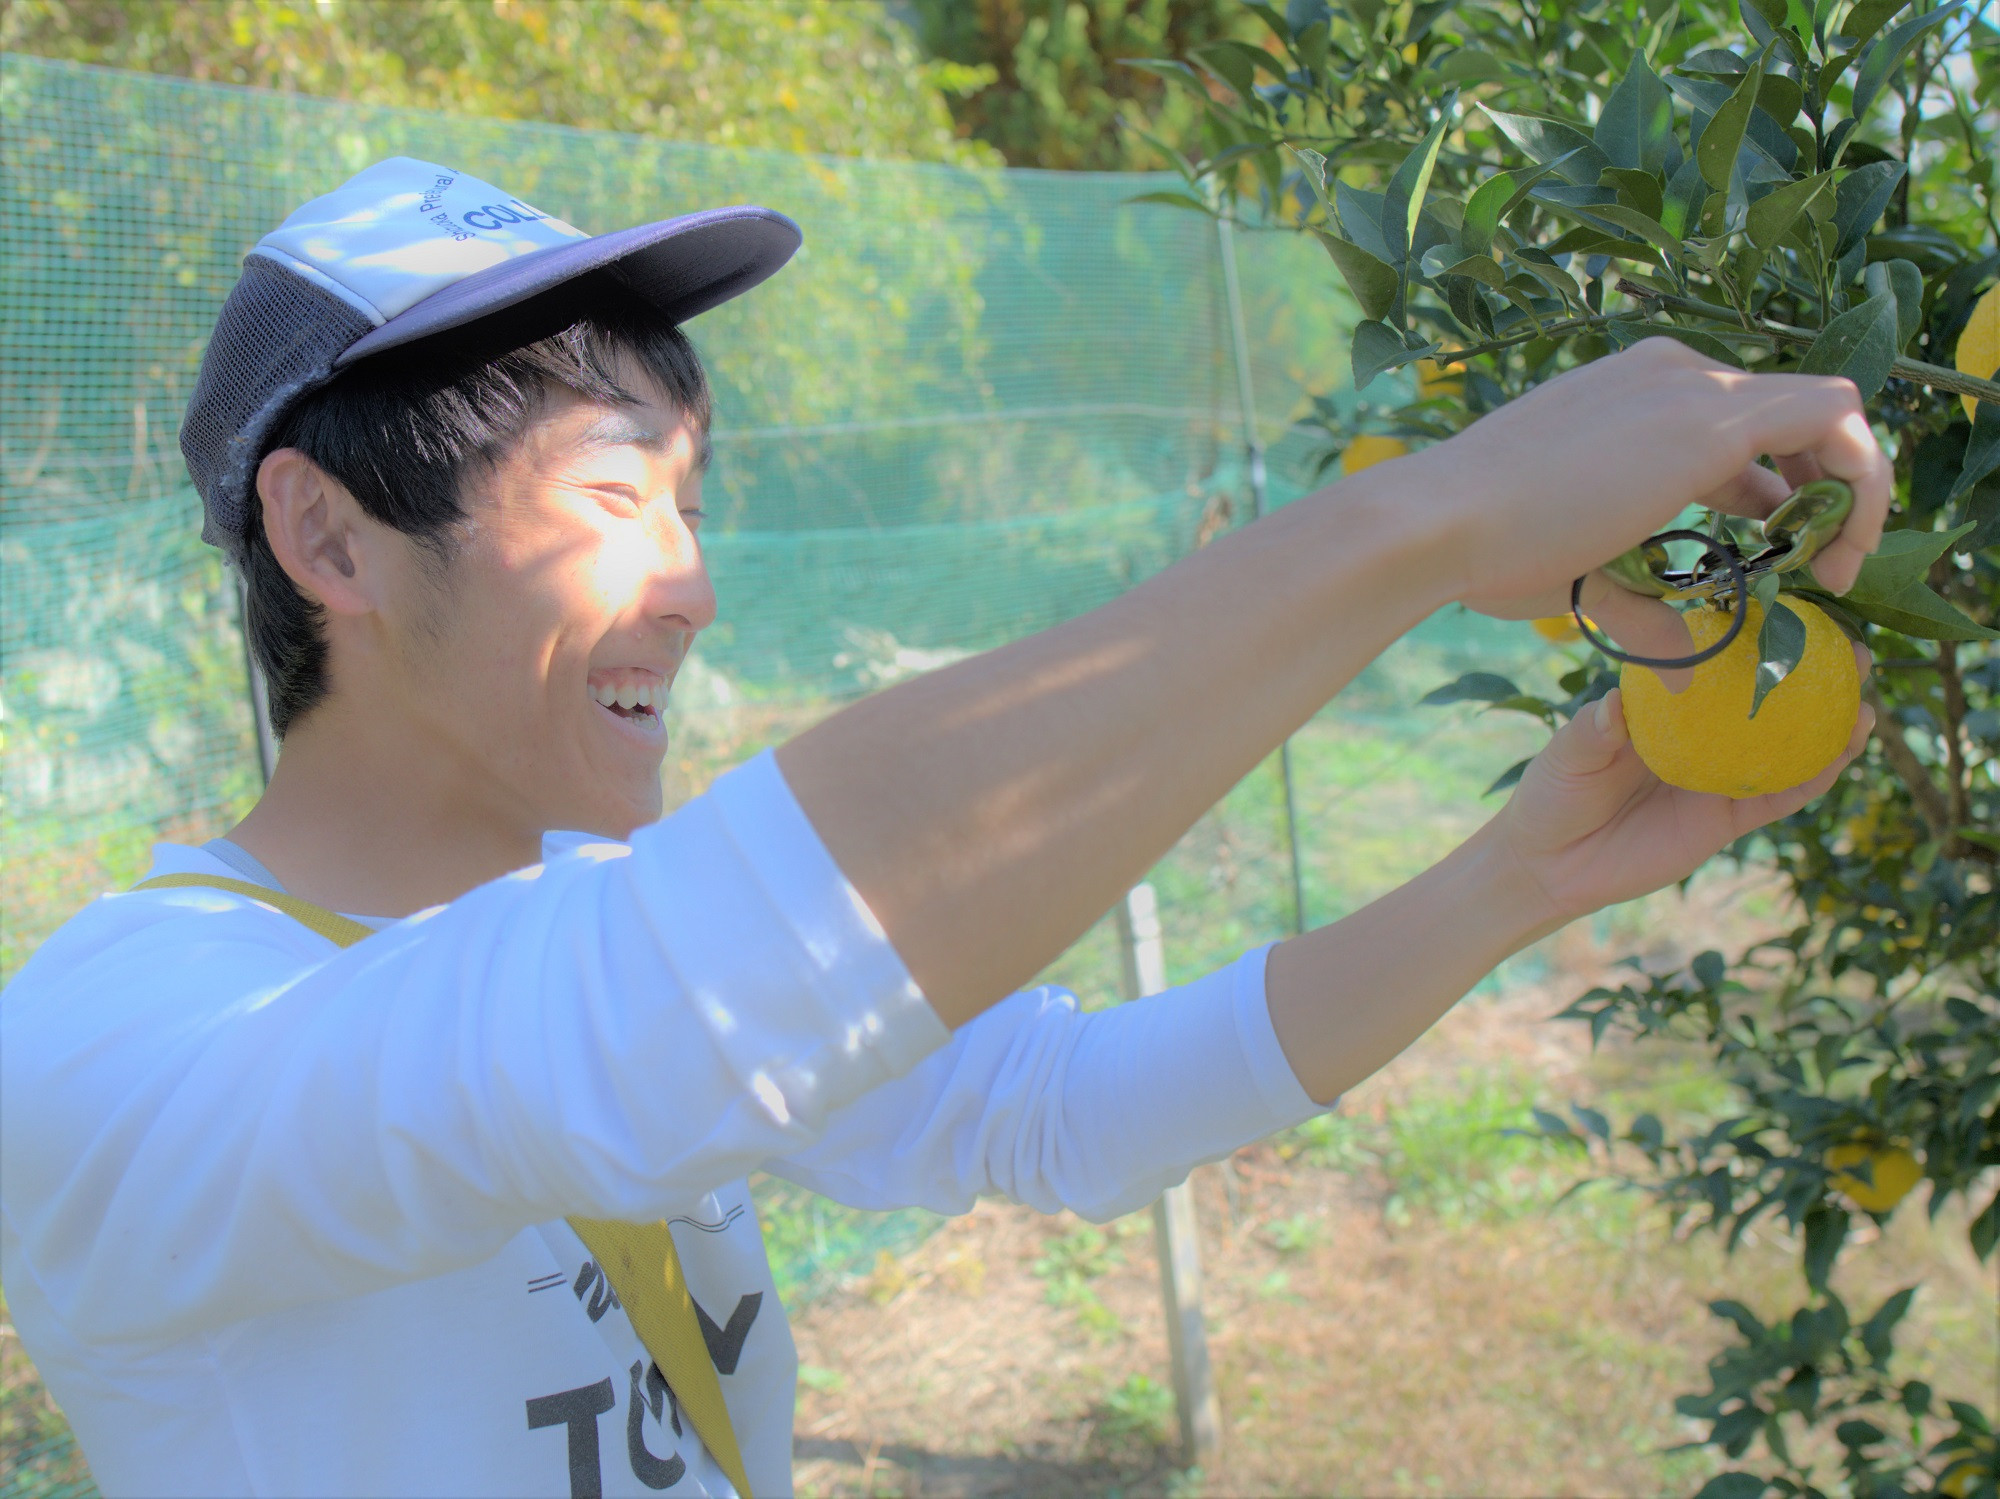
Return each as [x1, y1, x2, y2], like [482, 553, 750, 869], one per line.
[1957, 280, 1998, 422]
[1620, 597, 1859, 797]
[1532, 615, 1582, 644]
[1826, 1140, 1924, 1213]
[1341, 434, 1408, 476]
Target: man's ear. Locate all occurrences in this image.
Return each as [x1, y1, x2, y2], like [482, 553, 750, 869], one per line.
[255, 448, 380, 617]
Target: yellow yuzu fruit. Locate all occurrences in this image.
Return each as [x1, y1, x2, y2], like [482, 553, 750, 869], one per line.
[1826, 1141, 1923, 1213]
[1620, 597, 1858, 797]
[1957, 281, 1999, 422]
[1415, 357, 1463, 400]
[1532, 615, 1582, 644]
[1342, 434, 1409, 476]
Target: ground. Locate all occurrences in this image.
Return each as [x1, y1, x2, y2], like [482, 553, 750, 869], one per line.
[783, 873, 1998, 1498]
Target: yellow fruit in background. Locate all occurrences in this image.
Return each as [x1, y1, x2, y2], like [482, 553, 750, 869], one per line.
[1621, 597, 1858, 797]
[1826, 1141, 1923, 1213]
[1940, 1436, 1997, 1499]
[1532, 615, 1582, 644]
[1342, 434, 1409, 476]
[1416, 357, 1463, 400]
[1958, 281, 1999, 421]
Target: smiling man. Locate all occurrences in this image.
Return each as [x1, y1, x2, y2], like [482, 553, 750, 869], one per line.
[0, 158, 1890, 1498]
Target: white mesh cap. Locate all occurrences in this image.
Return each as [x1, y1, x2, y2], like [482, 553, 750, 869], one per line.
[181, 156, 801, 563]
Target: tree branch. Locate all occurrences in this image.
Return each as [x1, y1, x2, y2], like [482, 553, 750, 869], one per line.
[1863, 682, 1955, 842]
[1615, 283, 2000, 406]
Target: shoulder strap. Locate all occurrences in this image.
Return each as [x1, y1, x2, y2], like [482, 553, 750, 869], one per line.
[128, 873, 755, 1498]
[134, 872, 377, 947]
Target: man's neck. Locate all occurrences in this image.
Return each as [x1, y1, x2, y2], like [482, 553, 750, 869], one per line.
[225, 700, 547, 919]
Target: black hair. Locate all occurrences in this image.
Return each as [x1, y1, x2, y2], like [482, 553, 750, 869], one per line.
[245, 282, 711, 736]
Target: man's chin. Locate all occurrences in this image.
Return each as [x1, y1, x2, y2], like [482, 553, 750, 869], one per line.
[549, 783, 664, 843]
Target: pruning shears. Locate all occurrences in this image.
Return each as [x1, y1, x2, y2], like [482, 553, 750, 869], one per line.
[1570, 478, 1854, 670]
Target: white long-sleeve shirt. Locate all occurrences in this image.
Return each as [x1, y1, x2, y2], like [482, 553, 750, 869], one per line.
[0, 751, 1323, 1497]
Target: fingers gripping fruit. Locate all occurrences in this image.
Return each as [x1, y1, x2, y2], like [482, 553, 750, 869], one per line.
[1825, 1140, 1923, 1214]
[1620, 598, 1859, 797]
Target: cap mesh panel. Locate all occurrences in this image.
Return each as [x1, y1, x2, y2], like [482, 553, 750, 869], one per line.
[179, 255, 374, 562]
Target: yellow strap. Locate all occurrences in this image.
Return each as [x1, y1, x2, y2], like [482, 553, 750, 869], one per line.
[566, 1216, 754, 1499]
[134, 873, 378, 947]
[131, 873, 755, 1498]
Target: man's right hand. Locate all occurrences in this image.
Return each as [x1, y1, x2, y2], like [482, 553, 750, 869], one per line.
[1416, 338, 1890, 675]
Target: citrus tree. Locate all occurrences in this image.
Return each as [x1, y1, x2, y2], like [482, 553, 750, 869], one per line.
[1137, 3, 1997, 1494]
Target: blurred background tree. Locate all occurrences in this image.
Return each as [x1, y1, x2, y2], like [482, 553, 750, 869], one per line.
[0, 0, 1003, 165]
[902, 0, 1256, 170]
[1139, 3, 1998, 1494]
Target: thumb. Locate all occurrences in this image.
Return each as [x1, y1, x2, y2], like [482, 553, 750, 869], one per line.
[1543, 688, 1631, 779]
[1578, 577, 1699, 694]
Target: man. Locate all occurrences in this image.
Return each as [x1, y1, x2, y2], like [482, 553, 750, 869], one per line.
[0, 157, 1886, 1496]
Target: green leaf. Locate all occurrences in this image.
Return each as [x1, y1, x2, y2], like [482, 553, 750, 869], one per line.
[1858, 1286, 1916, 1366]
[1383, 97, 1456, 262]
[1851, 1, 1962, 123]
[1485, 757, 1533, 796]
[1620, 322, 1746, 367]
[1950, 400, 2000, 502]
[1831, 159, 1906, 255]
[1317, 232, 1400, 320]
[1862, 256, 1925, 349]
[1840, 0, 1913, 48]
[1835, 1418, 1887, 1450]
[1561, 201, 1685, 259]
[1596, 52, 1675, 173]
[1422, 250, 1510, 287]
[1483, 108, 1611, 185]
[1750, 599, 1806, 717]
[1351, 319, 1437, 390]
[1660, 155, 1710, 237]
[1797, 291, 1900, 398]
[1694, 1471, 1769, 1499]
[1803, 1204, 1848, 1291]
[1601, 166, 1665, 218]
[1833, 579, 1999, 640]
[1747, 170, 1834, 248]
[1698, 51, 1767, 191]
[1743, 0, 1790, 34]
[1843, 522, 1975, 603]
[1419, 671, 1524, 706]
[1460, 155, 1577, 258]
[1123, 190, 1214, 214]
[1336, 181, 1394, 263]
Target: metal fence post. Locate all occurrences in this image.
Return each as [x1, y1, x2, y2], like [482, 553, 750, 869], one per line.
[1116, 883, 1222, 1468]
[235, 572, 279, 785]
[1216, 212, 1308, 935]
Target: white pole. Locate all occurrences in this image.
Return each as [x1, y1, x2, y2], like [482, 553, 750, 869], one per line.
[235, 572, 278, 784]
[1216, 214, 1308, 935]
[1116, 883, 1222, 1468]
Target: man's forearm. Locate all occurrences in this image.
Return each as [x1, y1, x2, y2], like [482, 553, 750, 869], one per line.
[1263, 825, 1555, 1105]
[777, 465, 1460, 1025]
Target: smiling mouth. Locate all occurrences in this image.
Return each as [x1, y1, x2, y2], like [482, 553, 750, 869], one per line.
[590, 680, 664, 729]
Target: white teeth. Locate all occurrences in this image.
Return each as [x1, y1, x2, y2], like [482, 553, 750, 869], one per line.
[635, 684, 654, 709]
[615, 682, 639, 710]
[591, 683, 617, 708]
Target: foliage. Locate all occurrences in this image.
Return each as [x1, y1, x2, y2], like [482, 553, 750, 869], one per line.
[0, 0, 1002, 166]
[1142, 2, 1998, 1494]
[906, 0, 1262, 170]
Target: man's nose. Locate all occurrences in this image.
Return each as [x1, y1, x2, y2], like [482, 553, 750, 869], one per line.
[642, 517, 717, 633]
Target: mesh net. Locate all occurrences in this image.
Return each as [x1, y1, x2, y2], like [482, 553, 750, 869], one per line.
[0, 59, 1558, 1481]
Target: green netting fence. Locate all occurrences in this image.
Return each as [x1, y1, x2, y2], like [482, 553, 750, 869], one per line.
[0, 54, 1562, 1494]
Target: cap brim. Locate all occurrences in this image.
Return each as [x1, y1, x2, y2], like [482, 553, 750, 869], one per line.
[335, 205, 801, 366]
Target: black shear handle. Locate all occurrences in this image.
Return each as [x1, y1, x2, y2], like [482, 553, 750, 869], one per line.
[1570, 531, 1750, 670]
